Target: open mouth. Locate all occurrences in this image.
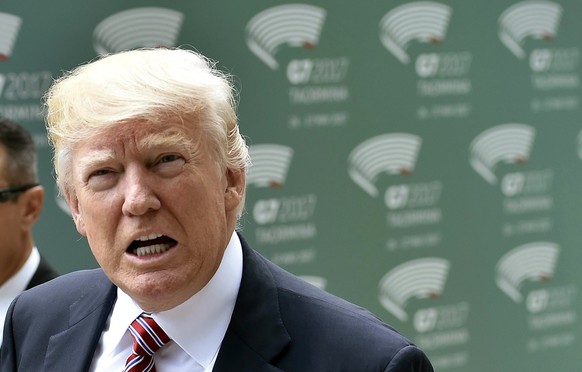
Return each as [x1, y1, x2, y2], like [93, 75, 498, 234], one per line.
[128, 233, 177, 257]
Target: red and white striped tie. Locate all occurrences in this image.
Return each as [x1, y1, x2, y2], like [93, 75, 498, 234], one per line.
[124, 313, 171, 372]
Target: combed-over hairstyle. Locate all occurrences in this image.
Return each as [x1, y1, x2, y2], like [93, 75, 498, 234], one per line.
[44, 48, 249, 198]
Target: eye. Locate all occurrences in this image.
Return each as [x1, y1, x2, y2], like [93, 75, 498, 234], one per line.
[86, 168, 117, 191]
[153, 153, 186, 177]
[159, 154, 180, 163]
[91, 169, 112, 176]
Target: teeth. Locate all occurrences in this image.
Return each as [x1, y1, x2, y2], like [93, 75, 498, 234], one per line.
[134, 243, 171, 257]
[137, 233, 162, 242]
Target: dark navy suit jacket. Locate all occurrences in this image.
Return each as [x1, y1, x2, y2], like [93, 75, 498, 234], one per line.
[26, 255, 59, 290]
[1, 235, 433, 371]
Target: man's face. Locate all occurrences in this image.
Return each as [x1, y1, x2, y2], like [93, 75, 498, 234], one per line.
[66, 118, 244, 312]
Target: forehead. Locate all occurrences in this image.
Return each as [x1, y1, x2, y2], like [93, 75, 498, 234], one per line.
[85, 119, 199, 150]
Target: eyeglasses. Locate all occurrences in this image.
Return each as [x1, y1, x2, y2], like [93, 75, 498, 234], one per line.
[0, 184, 39, 203]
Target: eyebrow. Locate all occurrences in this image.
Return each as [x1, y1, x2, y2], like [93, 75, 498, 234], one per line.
[76, 150, 116, 171]
[137, 131, 198, 154]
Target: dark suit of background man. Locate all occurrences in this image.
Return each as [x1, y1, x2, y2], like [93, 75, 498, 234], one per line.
[0, 48, 434, 371]
[0, 117, 59, 347]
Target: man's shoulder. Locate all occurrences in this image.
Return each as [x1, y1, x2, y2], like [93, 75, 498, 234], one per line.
[248, 247, 413, 345]
[274, 261, 406, 340]
[242, 246, 432, 370]
[17, 268, 110, 307]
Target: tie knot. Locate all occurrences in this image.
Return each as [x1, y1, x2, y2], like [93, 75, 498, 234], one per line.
[128, 313, 171, 357]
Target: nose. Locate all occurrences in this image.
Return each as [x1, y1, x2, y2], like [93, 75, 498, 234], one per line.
[121, 169, 161, 216]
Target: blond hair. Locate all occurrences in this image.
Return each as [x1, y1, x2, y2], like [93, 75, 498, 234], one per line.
[44, 48, 249, 203]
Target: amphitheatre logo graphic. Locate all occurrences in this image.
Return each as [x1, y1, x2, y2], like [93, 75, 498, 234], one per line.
[469, 123, 536, 185]
[0, 12, 22, 61]
[246, 4, 327, 70]
[495, 242, 559, 303]
[247, 144, 317, 246]
[348, 133, 422, 198]
[379, 1, 452, 64]
[93, 7, 184, 55]
[378, 257, 450, 322]
[247, 144, 294, 189]
[498, 0, 562, 59]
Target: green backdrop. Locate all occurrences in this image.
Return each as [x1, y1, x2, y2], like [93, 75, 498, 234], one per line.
[1, 1, 581, 370]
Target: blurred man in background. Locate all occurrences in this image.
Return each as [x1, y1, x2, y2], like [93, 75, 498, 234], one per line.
[0, 117, 58, 346]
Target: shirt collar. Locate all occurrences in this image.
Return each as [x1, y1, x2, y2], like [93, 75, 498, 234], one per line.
[0, 247, 40, 345]
[114, 231, 243, 368]
[0, 246, 39, 298]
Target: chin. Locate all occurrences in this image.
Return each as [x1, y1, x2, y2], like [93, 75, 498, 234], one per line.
[124, 273, 190, 310]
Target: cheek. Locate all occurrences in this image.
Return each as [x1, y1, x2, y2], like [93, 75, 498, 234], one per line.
[0, 219, 18, 248]
[87, 235, 120, 274]
[82, 209, 118, 258]
[78, 191, 121, 228]
[80, 209, 104, 238]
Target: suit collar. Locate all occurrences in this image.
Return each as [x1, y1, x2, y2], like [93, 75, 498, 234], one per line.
[213, 233, 290, 372]
[43, 270, 116, 371]
[26, 254, 59, 290]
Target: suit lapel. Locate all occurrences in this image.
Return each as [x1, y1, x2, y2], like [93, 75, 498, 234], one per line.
[43, 272, 116, 371]
[213, 234, 289, 372]
[214, 331, 284, 372]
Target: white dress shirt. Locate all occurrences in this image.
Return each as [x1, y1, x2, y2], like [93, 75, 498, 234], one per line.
[90, 232, 243, 371]
[0, 247, 40, 346]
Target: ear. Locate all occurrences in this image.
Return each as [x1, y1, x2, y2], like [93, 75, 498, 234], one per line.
[224, 168, 245, 213]
[64, 187, 87, 236]
[21, 185, 44, 229]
